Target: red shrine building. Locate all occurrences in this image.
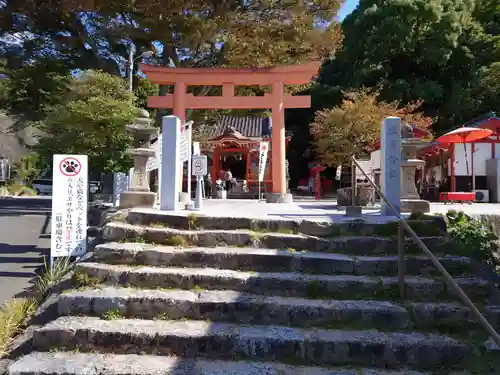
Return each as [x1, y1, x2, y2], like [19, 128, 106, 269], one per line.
[198, 115, 292, 193]
[418, 112, 500, 202]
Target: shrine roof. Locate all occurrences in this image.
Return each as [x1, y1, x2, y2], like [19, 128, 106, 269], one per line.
[203, 116, 270, 139]
[140, 61, 321, 85]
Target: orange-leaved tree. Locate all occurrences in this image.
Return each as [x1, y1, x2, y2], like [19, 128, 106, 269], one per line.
[309, 89, 433, 166]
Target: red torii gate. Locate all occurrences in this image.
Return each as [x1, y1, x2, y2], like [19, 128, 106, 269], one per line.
[140, 61, 320, 199]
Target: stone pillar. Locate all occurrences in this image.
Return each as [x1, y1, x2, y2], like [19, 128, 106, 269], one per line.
[267, 81, 292, 203]
[380, 117, 401, 216]
[119, 109, 157, 209]
[160, 116, 181, 211]
[112, 172, 129, 207]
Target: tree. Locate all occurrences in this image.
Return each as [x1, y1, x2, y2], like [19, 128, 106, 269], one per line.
[1, 58, 71, 126]
[310, 90, 432, 166]
[1, 1, 343, 69]
[33, 70, 138, 173]
[318, 0, 498, 133]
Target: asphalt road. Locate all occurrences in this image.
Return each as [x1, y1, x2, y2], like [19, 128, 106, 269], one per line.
[0, 197, 51, 305]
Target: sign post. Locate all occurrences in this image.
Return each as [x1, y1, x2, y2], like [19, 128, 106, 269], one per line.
[50, 154, 88, 270]
[179, 122, 193, 204]
[258, 142, 269, 201]
[192, 154, 207, 210]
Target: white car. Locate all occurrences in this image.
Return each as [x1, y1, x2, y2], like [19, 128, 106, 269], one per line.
[32, 179, 53, 195]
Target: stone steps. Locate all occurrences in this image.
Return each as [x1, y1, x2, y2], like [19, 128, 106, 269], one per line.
[8, 208, 496, 375]
[76, 262, 490, 302]
[127, 208, 446, 238]
[7, 352, 435, 375]
[31, 316, 469, 370]
[102, 222, 453, 255]
[94, 242, 476, 276]
[58, 286, 497, 331]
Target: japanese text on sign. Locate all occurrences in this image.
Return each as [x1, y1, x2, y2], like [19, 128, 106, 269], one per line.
[50, 155, 88, 258]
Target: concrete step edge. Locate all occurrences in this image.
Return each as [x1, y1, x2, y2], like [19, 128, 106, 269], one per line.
[7, 352, 434, 375]
[58, 286, 410, 329]
[101, 222, 452, 254]
[32, 317, 469, 370]
[76, 262, 489, 302]
[94, 242, 475, 276]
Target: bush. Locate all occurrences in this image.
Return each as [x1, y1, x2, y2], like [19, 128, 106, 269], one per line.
[6, 181, 38, 196]
[445, 210, 499, 271]
[0, 256, 73, 356]
[0, 298, 36, 356]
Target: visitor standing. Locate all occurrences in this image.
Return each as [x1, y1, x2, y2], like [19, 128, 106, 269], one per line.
[224, 169, 233, 192]
[204, 173, 212, 198]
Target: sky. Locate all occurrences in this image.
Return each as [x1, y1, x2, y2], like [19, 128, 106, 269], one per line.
[339, 0, 359, 20]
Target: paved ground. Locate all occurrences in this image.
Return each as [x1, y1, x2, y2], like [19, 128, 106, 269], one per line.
[151, 198, 500, 223]
[0, 197, 51, 305]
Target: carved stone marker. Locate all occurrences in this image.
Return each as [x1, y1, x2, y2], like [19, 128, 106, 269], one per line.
[380, 117, 401, 216]
[119, 109, 157, 209]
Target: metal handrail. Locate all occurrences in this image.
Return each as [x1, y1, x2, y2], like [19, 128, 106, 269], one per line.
[350, 156, 500, 346]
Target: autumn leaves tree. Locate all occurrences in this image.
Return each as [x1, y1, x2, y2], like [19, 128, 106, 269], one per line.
[310, 90, 432, 166]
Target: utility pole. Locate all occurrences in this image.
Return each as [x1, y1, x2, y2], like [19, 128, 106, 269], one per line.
[128, 48, 134, 92]
[128, 48, 154, 92]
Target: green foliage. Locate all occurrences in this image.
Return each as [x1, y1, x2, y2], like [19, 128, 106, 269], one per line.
[33, 71, 139, 173]
[317, 0, 500, 134]
[12, 152, 45, 185]
[134, 78, 159, 123]
[1, 59, 71, 124]
[445, 210, 499, 270]
[1, 1, 344, 71]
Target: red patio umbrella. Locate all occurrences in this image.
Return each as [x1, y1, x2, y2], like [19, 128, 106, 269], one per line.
[436, 127, 493, 190]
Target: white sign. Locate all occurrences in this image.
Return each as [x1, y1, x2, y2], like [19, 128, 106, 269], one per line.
[146, 135, 161, 172]
[335, 165, 342, 180]
[50, 154, 88, 258]
[258, 142, 269, 182]
[193, 141, 200, 156]
[192, 155, 207, 176]
[179, 123, 192, 162]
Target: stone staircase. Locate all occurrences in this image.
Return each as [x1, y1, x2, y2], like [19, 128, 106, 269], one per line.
[7, 209, 500, 374]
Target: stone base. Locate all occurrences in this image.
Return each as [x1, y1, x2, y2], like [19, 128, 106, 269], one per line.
[179, 192, 190, 204]
[401, 199, 430, 213]
[266, 193, 293, 203]
[119, 191, 157, 209]
[345, 205, 362, 217]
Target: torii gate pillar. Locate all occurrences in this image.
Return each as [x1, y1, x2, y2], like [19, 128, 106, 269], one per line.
[270, 81, 287, 198]
[141, 61, 320, 202]
[172, 82, 186, 124]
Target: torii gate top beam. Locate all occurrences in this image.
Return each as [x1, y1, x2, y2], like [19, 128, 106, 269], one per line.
[139, 61, 321, 86]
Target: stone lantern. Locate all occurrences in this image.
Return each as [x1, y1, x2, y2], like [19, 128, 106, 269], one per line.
[119, 109, 158, 209]
[400, 123, 430, 213]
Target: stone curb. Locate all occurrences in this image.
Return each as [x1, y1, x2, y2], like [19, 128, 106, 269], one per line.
[127, 208, 447, 237]
[76, 263, 490, 302]
[32, 316, 469, 370]
[7, 352, 433, 375]
[58, 287, 410, 330]
[94, 242, 477, 277]
[102, 222, 453, 255]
